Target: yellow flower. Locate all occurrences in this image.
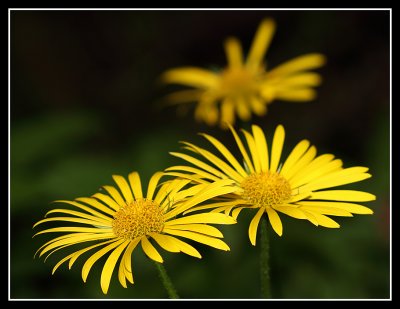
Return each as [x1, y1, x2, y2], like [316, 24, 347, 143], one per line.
[166, 124, 375, 244]
[162, 18, 326, 128]
[33, 171, 236, 294]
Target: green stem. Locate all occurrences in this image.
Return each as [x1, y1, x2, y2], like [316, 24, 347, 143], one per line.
[260, 216, 271, 298]
[154, 262, 179, 299]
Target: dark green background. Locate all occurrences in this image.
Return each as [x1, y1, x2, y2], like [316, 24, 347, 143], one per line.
[10, 9, 390, 299]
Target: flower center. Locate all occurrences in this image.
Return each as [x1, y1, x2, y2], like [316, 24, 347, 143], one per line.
[112, 199, 165, 240]
[241, 172, 292, 208]
[219, 68, 259, 96]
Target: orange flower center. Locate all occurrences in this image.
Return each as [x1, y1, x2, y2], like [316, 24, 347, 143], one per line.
[112, 199, 164, 240]
[241, 172, 292, 208]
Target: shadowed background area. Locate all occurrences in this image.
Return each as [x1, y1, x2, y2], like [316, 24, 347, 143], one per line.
[10, 9, 390, 299]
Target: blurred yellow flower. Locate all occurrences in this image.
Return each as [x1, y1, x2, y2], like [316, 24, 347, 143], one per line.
[162, 19, 326, 128]
[33, 171, 236, 294]
[166, 124, 375, 243]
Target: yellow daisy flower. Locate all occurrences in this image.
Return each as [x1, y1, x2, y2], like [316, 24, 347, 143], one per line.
[162, 18, 326, 128]
[166, 124, 375, 244]
[33, 171, 236, 294]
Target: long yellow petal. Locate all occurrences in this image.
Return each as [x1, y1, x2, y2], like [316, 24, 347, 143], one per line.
[250, 96, 267, 116]
[224, 37, 243, 68]
[227, 123, 254, 174]
[165, 224, 223, 238]
[242, 129, 261, 173]
[123, 238, 141, 284]
[275, 88, 317, 101]
[112, 175, 134, 204]
[166, 212, 236, 226]
[54, 199, 114, 219]
[34, 226, 113, 237]
[101, 240, 130, 294]
[43, 208, 113, 224]
[92, 193, 120, 212]
[296, 201, 373, 215]
[310, 190, 376, 202]
[166, 165, 220, 182]
[34, 217, 111, 229]
[236, 97, 251, 121]
[162, 67, 219, 88]
[246, 18, 276, 71]
[82, 239, 125, 282]
[270, 125, 285, 173]
[167, 237, 202, 258]
[248, 207, 265, 246]
[169, 151, 226, 179]
[102, 185, 126, 207]
[284, 146, 317, 180]
[183, 199, 245, 215]
[275, 205, 307, 219]
[141, 237, 163, 263]
[163, 229, 230, 251]
[146, 172, 164, 200]
[298, 205, 352, 217]
[183, 142, 244, 183]
[303, 211, 340, 228]
[221, 98, 236, 127]
[128, 172, 143, 200]
[200, 133, 247, 177]
[298, 170, 371, 193]
[280, 140, 310, 177]
[149, 233, 180, 252]
[266, 207, 283, 236]
[69, 239, 116, 270]
[251, 125, 269, 172]
[74, 198, 116, 217]
[267, 54, 326, 77]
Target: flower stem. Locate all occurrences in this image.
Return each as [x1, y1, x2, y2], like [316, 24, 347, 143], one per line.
[260, 216, 272, 298]
[154, 262, 179, 299]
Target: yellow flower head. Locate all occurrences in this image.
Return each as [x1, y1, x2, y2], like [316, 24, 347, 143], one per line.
[33, 171, 236, 294]
[162, 18, 326, 128]
[166, 124, 375, 244]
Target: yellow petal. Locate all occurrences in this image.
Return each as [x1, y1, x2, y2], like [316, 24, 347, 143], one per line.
[82, 239, 125, 282]
[128, 172, 143, 200]
[275, 205, 307, 219]
[163, 229, 230, 251]
[149, 233, 180, 252]
[101, 240, 130, 294]
[251, 125, 269, 172]
[123, 238, 141, 283]
[102, 185, 126, 207]
[112, 175, 134, 204]
[166, 211, 236, 226]
[274, 88, 317, 101]
[169, 151, 226, 179]
[146, 172, 164, 200]
[227, 123, 254, 173]
[250, 96, 267, 116]
[284, 146, 317, 180]
[279, 140, 310, 177]
[183, 200, 245, 215]
[246, 18, 276, 71]
[235, 97, 251, 121]
[296, 201, 373, 215]
[267, 54, 326, 77]
[304, 211, 340, 228]
[165, 224, 223, 238]
[200, 133, 247, 177]
[248, 207, 265, 246]
[167, 237, 202, 258]
[166, 165, 220, 182]
[220, 98, 236, 128]
[266, 207, 283, 236]
[310, 190, 376, 202]
[92, 193, 120, 212]
[74, 198, 116, 217]
[298, 205, 352, 217]
[162, 67, 219, 88]
[43, 208, 112, 225]
[33, 217, 111, 229]
[224, 37, 243, 68]
[54, 199, 115, 219]
[141, 237, 163, 263]
[270, 125, 285, 173]
[242, 129, 262, 173]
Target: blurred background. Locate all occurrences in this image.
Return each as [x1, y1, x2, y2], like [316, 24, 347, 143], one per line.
[10, 9, 390, 299]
